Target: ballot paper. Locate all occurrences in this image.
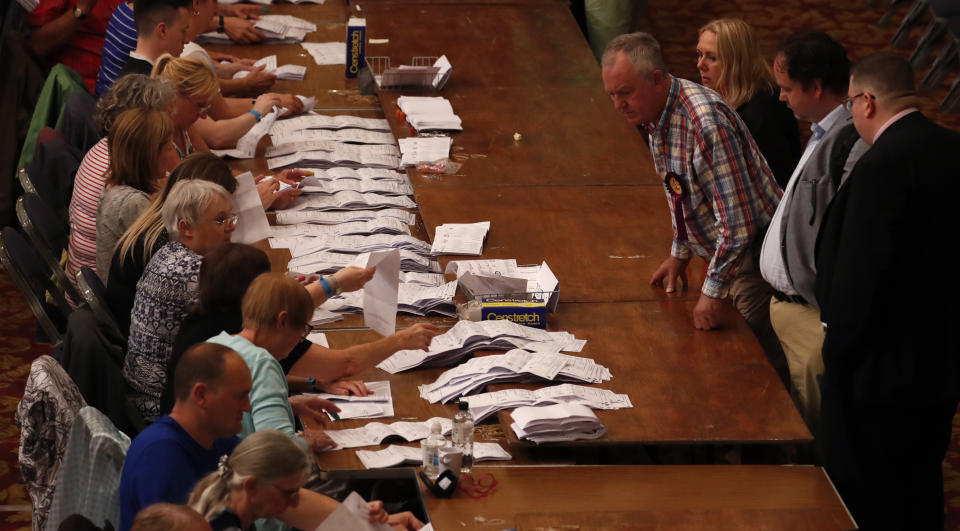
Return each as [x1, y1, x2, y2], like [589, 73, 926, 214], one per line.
[271, 233, 432, 259]
[397, 96, 463, 132]
[311, 381, 394, 420]
[431, 55, 452, 89]
[270, 129, 397, 148]
[301, 42, 347, 65]
[320, 281, 457, 317]
[356, 442, 511, 470]
[452, 260, 560, 310]
[286, 248, 440, 275]
[306, 331, 329, 347]
[418, 349, 611, 404]
[462, 384, 632, 422]
[324, 417, 453, 449]
[378, 320, 588, 374]
[275, 208, 416, 226]
[357, 250, 400, 337]
[282, 192, 416, 211]
[210, 107, 279, 159]
[430, 221, 490, 256]
[272, 168, 410, 187]
[230, 172, 272, 244]
[270, 218, 411, 238]
[233, 55, 306, 80]
[268, 149, 398, 170]
[510, 403, 607, 444]
[315, 492, 391, 531]
[196, 16, 315, 43]
[271, 114, 391, 134]
[310, 307, 343, 326]
[457, 271, 528, 300]
[398, 136, 452, 167]
[445, 259, 519, 278]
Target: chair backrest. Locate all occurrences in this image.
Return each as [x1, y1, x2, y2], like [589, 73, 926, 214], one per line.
[14, 354, 87, 531]
[45, 406, 131, 531]
[0, 226, 70, 342]
[56, 91, 102, 155]
[23, 127, 81, 221]
[17, 193, 82, 304]
[76, 266, 123, 341]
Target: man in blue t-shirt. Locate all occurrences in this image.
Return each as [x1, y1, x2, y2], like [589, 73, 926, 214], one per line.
[118, 342, 252, 531]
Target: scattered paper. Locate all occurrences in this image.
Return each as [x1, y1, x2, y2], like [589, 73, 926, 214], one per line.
[398, 136, 452, 167]
[301, 42, 347, 65]
[315, 492, 392, 531]
[431, 221, 490, 256]
[231, 172, 272, 244]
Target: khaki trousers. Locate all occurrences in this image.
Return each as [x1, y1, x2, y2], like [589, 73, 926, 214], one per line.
[769, 297, 825, 436]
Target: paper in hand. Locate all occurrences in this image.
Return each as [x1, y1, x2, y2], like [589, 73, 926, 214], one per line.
[231, 172, 272, 244]
[356, 250, 400, 336]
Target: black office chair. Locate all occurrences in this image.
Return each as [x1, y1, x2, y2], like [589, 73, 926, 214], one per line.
[0, 226, 70, 343]
[76, 266, 124, 339]
[16, 193, 82, 304]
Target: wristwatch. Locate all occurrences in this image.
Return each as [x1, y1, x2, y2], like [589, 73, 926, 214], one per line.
[216, 14, 225, 33]
[73, 5, 88, 19]
[306, 377, 319, 393]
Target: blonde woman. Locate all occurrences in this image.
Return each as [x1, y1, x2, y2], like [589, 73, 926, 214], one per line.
[95, 107, 179, 280]
[696, 19, 801, 188]
[152, 54, 281, 153]
[188, 430, 423, 531]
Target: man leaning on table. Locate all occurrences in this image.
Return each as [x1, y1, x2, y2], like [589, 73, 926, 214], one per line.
[600, 32, 786, 382]
[759, 31, 867, 440]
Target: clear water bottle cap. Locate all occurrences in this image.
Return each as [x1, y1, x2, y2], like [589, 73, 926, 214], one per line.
[458, 401, 468, 411]
[430, 421, 441, 433]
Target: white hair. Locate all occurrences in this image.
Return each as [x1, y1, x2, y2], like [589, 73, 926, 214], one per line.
[602, 32, 668, 76]
[161, 179, 232, 240]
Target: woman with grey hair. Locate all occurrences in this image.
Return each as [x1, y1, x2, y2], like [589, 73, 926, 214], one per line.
[66, 74, 176, 295]
[124, 179, 236, 422]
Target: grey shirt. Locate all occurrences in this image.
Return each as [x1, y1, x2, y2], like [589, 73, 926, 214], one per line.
[96, 185, 150, 282]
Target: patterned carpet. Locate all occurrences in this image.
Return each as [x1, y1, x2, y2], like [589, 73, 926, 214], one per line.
[2, 1, 959, 530]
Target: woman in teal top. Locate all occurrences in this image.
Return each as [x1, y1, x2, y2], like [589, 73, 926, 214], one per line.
[206, 272, 340, 453]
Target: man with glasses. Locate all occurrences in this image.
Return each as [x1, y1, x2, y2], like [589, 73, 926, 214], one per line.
[815, 52, 960, 529]
[760, 31, 867, 443]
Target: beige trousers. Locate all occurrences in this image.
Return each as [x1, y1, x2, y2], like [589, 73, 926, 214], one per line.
[769, 297, 825, 436]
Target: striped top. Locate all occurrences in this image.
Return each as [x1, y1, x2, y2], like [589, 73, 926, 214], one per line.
[95, 1, 137, 97]
[66, 137, 110, 295]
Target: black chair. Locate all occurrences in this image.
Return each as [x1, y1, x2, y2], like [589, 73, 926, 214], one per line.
[57, 91, 101, 154]
[923, 16, 960, 90]
[22, 128, 82, 223]
[76, 266, 124, 339]
[879, 0, 912, 28]
[908, 0, 960, 67]
[16, 192, 82, 304]
[892, 0, 930, 48]
[0, 226, 70, 343]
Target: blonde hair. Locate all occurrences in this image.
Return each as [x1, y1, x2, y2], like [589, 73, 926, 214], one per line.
[241, 272, 313, 332]
[152, 54, 220, 100]
[699, 19, 776, 108]
[105, 108, 174, 194]
[188, 430, 309, 520]
[115, 153, 236, 265]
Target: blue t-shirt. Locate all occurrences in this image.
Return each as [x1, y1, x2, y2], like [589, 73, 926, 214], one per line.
[96, 1, 138, 97]
[117, 416, 239, 531]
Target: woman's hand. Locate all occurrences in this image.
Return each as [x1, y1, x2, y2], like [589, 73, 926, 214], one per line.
[253, 93, 282, 116]
[218, 3, 262, 19]
[387, 511, 424, 530]
[325, 380, 370, 396]
[275, 93, 305, 116]
[393, 323, 441, 351]
[290, 395, 341, 427]
[277, 168, 310, 185]
[254, 174, 280, 209]
[223, 16, 266, 43]
[301, 429, 336, 453]
[332, 266, 375, 293]
[241, 65, 277, 93]
[271, 187, 302, 210]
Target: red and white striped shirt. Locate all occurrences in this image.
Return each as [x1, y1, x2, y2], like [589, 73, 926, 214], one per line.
[66, 138, 110, 295]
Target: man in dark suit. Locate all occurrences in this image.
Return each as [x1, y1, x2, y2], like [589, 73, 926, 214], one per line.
[816, 52, 960, 529]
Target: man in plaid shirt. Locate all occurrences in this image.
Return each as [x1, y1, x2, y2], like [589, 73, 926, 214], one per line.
[601, 32, 786, 377]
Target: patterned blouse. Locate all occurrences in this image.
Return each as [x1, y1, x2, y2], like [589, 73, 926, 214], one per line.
[123, 241, 201, 421]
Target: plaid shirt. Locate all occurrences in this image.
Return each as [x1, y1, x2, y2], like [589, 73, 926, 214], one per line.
[646, 77, 782, 298]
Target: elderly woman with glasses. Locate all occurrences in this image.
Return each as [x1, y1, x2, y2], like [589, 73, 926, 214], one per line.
[188, 430, 423, 531]
[125, 179, 237, 422]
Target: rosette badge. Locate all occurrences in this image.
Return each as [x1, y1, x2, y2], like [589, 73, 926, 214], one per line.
[664, 172, 688, 242]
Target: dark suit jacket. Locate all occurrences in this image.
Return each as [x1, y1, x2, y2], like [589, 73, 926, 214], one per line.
[737, 87, 802, 190]
[815, 111, 960, 404]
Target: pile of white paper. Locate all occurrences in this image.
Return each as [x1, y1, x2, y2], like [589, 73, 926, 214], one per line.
[296, 177, 413, 197]
[301, 42, 346, 65]
[282, 191, 416, 211]
[310, 307, 343, 326]
[510, 403, 607, 444]
[271, 219, 411, 238]
[268, 149, 399, 170]
[462, 384, 631, 422]
[418, 349, 611, 404]
[320, 281, 458, 317]
[377, 320, 587, 374]
[233, 55, 306, 80]
[269, 130, 398, 151]
[272, 114, 392, 134]
[430, 221, 490, 256]
[309, 381, 394, 420]
[356, 442, 511, 470]
[397, 96, 462, 131]
[272, 233, 432, 259]
[287, 248, 440, 275]
[398, 136, 452, 167]
[275, 208, 415, 226]
[448, 259, 560, 311]
[324, 417, 453, 449]
[197, 15, 316, 44]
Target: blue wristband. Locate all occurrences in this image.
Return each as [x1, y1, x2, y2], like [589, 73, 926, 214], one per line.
[247, 109, 262, 122]
[319, 276, 334, 298]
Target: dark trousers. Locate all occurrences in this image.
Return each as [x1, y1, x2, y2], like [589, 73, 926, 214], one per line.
[821, 378, 958, 530]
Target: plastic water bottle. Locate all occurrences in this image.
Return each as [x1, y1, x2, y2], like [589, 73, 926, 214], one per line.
[452, 401, 474, 473]
[421, 421, 444, 479]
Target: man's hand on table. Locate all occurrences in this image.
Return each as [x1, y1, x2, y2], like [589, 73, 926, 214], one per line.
[223, 16, 265, 43]
[290, 395, 340, 427]
[692, 293, 724, 330]
[650, 255, 689, 293]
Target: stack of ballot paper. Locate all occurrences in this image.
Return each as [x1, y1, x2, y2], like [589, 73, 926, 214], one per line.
[431, 221, 490, 256]
[268, 148, 399, 170]
[320, 281, 458, 317]
[287, 248, 440, 275]
[448, 259, 560, 311]
[309, 307, 343, 326]
[272, 114, 392, 134]
[377, 320, 587, 373]
[398, 136, 452, 167]
[296, 177, 413, 196]
[281, 191, 416, 211]
[271, 233, 431, 257]
[397, 96, 462, 132]
[510, 403, 607, 444]
[308, 381, 394, 420]
[356, 442, 511, 470]
[233, 55, 306, 80]
[276, 207, 414, 225]
[275, 168, 410, 187]
[461, 384, 632, 422]
[197, 16, 316, 44]
[300, 42, 346, 65]
[418, 349, 611, 404]
[324, 417, 453, 449]
[269, 130, 398, 151]
[271, 219, 411, 238]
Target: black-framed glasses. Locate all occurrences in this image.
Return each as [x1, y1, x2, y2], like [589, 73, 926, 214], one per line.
[844, 92, 873, 112]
